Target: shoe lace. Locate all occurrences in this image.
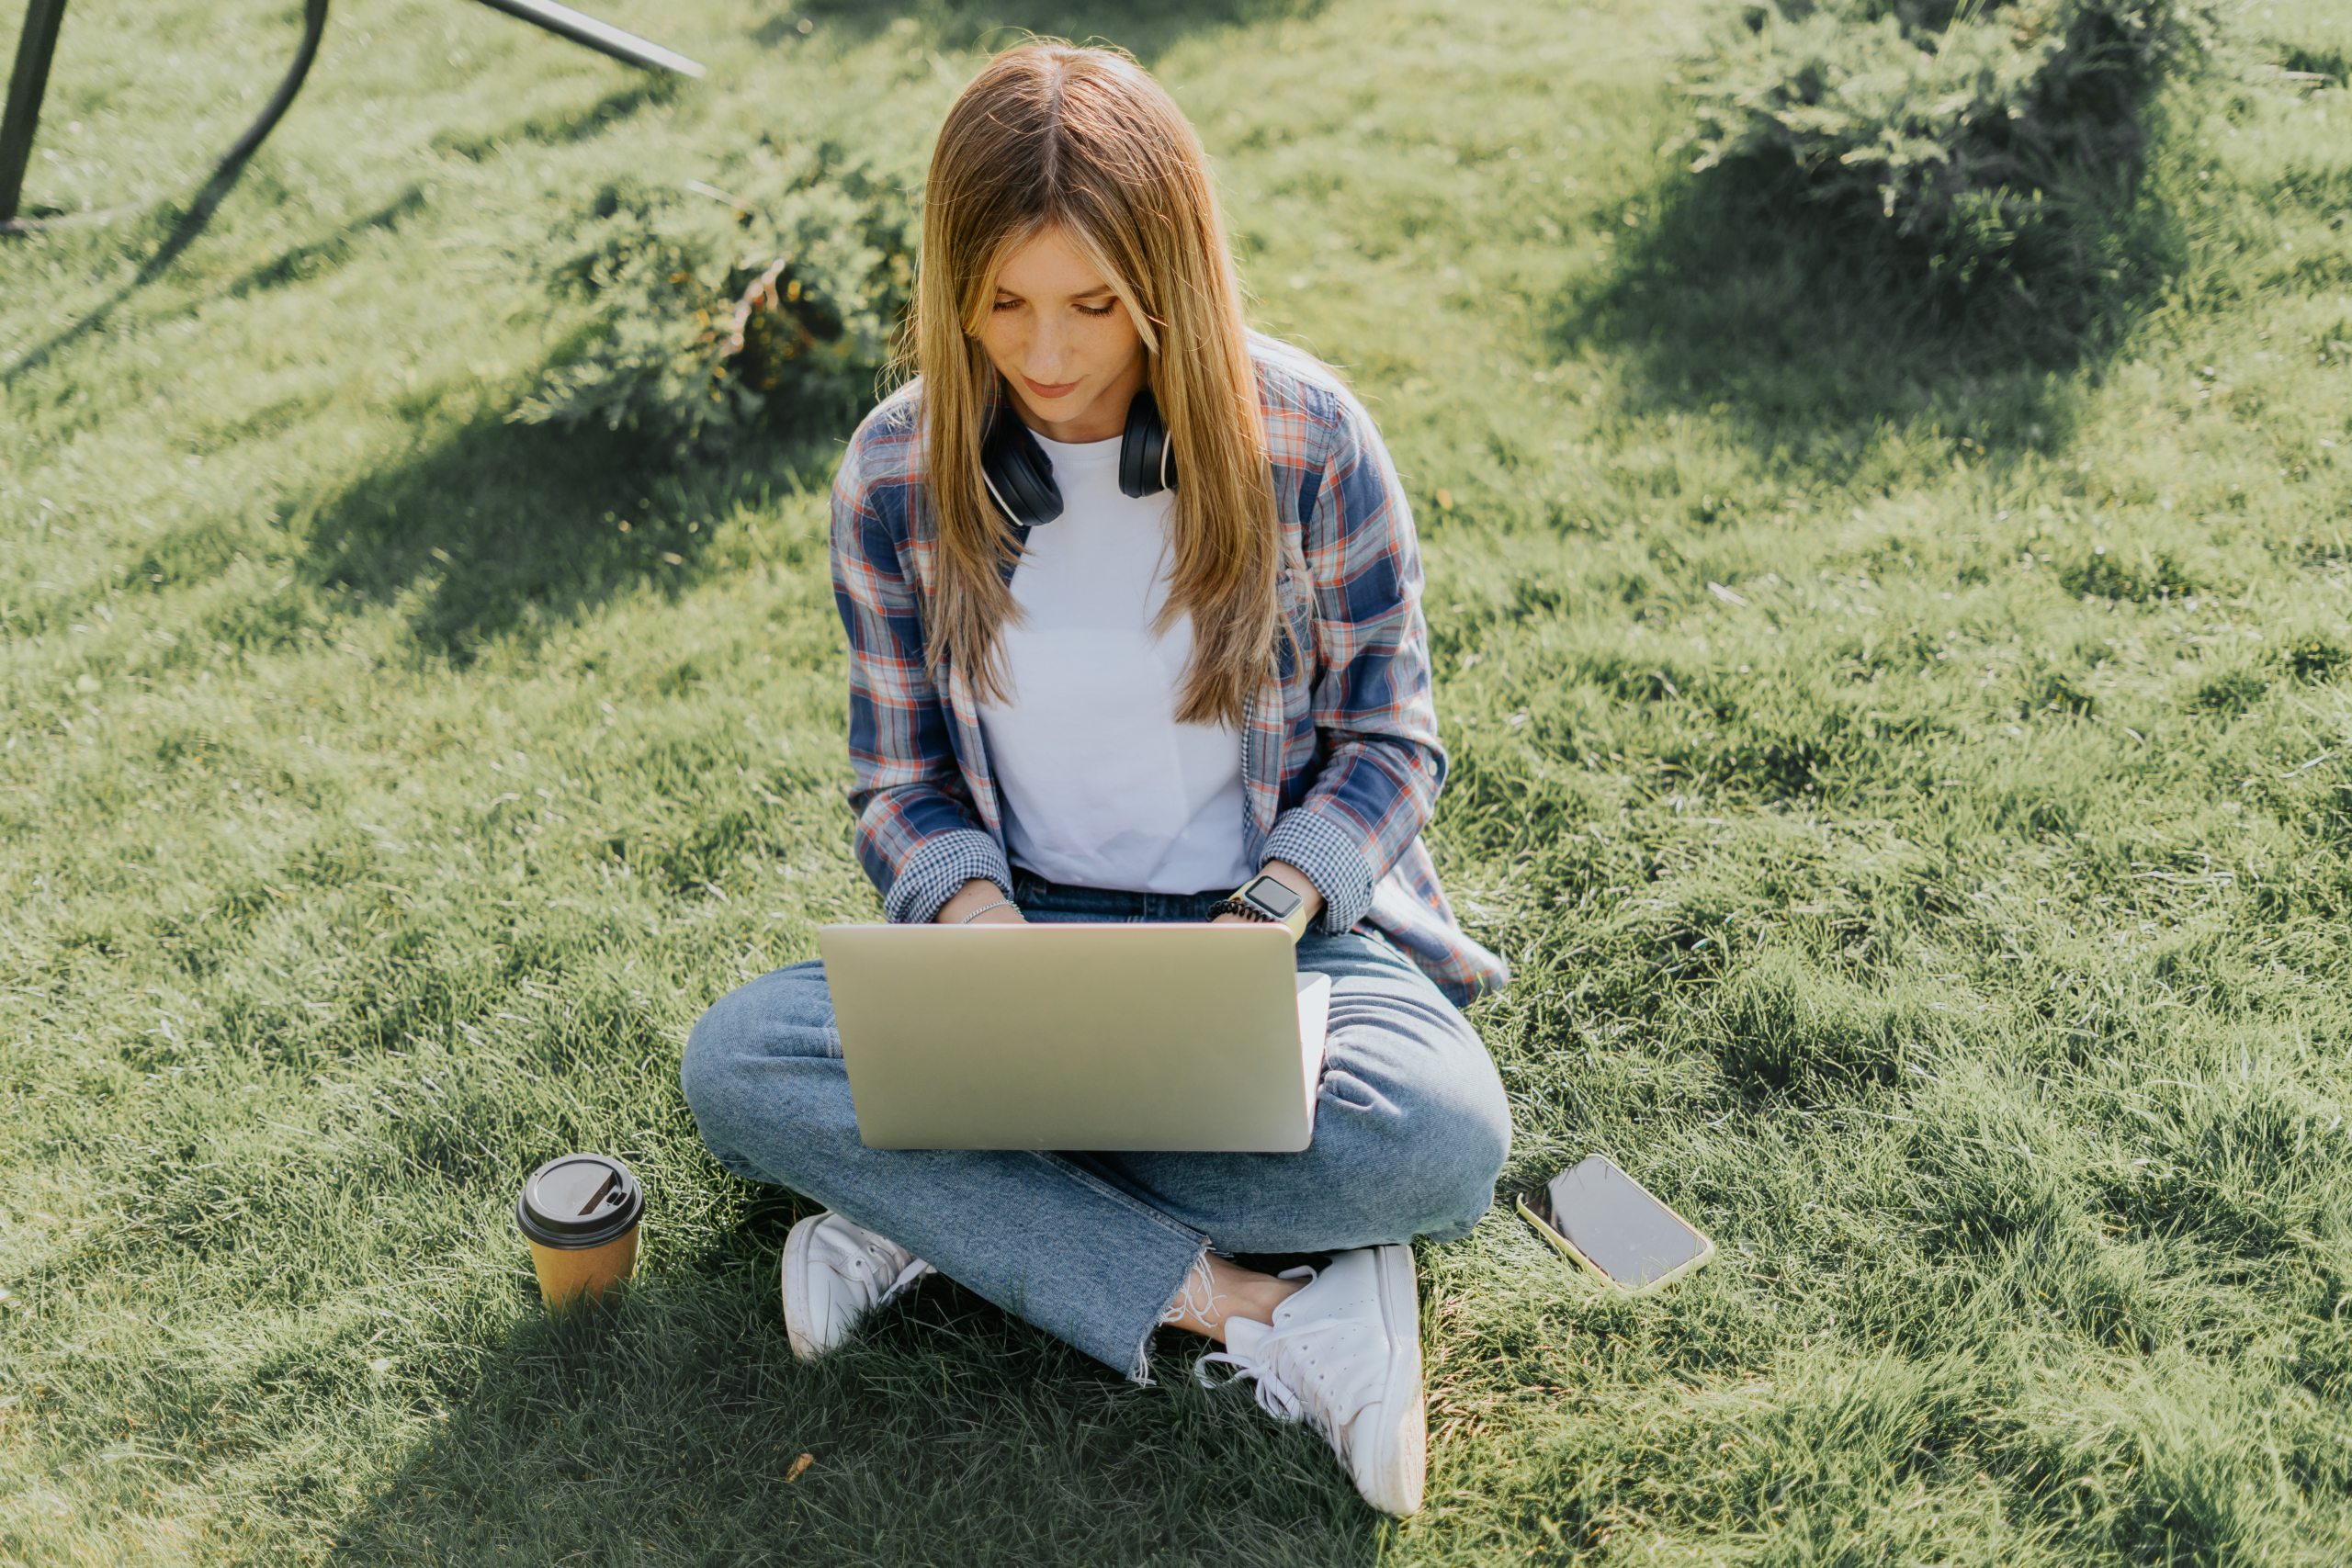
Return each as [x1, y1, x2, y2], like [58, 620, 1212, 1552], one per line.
[835, 1230, 933, 1310]
[1195, 1324, 1327, 1423]
[879, 1258, 933, 1304]
[1193, 1265, 1325, 1425]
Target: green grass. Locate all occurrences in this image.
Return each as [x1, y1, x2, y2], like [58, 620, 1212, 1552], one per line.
[6, 0, 2352, 1561]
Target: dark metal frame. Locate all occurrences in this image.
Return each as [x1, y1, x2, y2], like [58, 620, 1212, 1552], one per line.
[0, 0, 704, 229]
[0, 0, 70, 224]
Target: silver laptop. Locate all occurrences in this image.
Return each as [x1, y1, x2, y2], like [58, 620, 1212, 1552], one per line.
[819, 922, 1332, 1152]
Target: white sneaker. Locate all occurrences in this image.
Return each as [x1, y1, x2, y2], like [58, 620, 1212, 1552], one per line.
[1196, 1245, 1427, 1515]
[780, 1212, 933, 1361]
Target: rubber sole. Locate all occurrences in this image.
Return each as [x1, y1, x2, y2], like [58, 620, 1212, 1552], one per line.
[1362, 1242, 1428, 1517]
[780, 1212, 829, 1361]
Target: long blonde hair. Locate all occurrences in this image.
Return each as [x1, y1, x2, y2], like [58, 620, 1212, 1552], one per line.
[909, 42, 1280, 728]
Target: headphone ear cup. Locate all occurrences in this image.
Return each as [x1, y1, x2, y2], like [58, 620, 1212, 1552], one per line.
[981, 406, 1063, 526]
[1119, 387, 1175, 499]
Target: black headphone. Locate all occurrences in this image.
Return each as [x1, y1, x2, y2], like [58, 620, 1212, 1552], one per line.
[980, 387, 1175, 530]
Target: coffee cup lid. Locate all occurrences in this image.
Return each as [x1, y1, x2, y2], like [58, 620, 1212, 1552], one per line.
[516, 1153, 643, 1249]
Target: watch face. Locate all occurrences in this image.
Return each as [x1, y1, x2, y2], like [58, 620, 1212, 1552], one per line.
[1245, 875, 1303, 919]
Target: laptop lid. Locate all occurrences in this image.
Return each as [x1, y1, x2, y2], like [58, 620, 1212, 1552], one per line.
[818, 922, 1331, 1152]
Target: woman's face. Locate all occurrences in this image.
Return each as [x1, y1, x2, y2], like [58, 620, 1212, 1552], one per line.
[976, 224, 1147, 445]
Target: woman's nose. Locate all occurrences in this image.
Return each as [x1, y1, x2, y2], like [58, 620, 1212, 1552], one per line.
[1023, 320, 1079, 378]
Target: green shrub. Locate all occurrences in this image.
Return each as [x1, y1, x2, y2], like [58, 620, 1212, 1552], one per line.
[1680, 0, 2221, 292]
[511, 141, 921, 456]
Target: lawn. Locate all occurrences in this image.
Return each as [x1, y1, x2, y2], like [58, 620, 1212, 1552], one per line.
[5, 0, 2352, 1562]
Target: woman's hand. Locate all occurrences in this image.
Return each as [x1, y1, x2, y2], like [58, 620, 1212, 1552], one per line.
[936, 879, 1026, 925]
[1209, 861, 1324, 931]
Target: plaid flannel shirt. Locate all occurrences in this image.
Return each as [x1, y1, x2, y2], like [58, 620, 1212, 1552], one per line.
[831, 335, 1509, 1005]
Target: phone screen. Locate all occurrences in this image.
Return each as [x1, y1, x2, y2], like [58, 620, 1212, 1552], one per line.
[1530, 1156, 1706, 1287]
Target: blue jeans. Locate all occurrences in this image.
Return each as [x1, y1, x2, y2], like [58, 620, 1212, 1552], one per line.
[679, 875, 1511, 1380]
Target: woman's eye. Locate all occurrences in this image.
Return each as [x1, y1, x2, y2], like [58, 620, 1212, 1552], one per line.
[990, 298, 1020, 311]
[1077, 301, 1115, 318]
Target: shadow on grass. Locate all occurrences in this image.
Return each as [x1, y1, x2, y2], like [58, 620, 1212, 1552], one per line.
[1558, 158, 2186, 480]
[226, 185, 432, 299]
[320, 1258, 1382, 1567]
[428, 77, 688, 164]
[787, 0, 1326, 58]
[300, 412, 831, 660]
[4, 58, 672, 386]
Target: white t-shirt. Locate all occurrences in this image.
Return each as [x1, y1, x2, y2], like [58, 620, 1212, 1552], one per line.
[976, 431, 1253, 894]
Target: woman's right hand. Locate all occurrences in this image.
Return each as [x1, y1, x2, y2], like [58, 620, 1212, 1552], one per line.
[935, 878, 1026, 925]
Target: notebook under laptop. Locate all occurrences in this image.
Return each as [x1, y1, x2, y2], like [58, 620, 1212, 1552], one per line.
[818, 922, 1333, 1152]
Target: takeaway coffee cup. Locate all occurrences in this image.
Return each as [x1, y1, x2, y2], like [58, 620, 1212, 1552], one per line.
[515, 1153, 644, 1307]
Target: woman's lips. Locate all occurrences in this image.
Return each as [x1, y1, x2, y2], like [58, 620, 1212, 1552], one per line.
[1023, 377, 1081, 400]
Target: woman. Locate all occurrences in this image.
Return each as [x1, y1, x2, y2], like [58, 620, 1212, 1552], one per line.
[681, 41, 1510, 1517]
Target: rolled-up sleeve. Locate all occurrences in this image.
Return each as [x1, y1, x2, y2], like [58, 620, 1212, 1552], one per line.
[1266, 394, 1446, 936]
[832, 442, 1012, 924]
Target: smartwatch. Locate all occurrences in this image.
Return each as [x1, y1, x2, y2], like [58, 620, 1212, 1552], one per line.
[1210, 874, 1313, 942]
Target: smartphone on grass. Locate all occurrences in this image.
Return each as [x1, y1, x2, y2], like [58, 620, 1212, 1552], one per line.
[1517, 1155, 1713, 1293]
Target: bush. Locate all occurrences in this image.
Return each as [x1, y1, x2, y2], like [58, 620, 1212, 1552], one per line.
[511, 140, 921, 457]
[1680, 0, 2221, 293]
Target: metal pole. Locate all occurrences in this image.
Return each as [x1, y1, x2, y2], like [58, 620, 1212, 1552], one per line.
[1, 0, 70, 223]
[469, 0, 705, 78]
